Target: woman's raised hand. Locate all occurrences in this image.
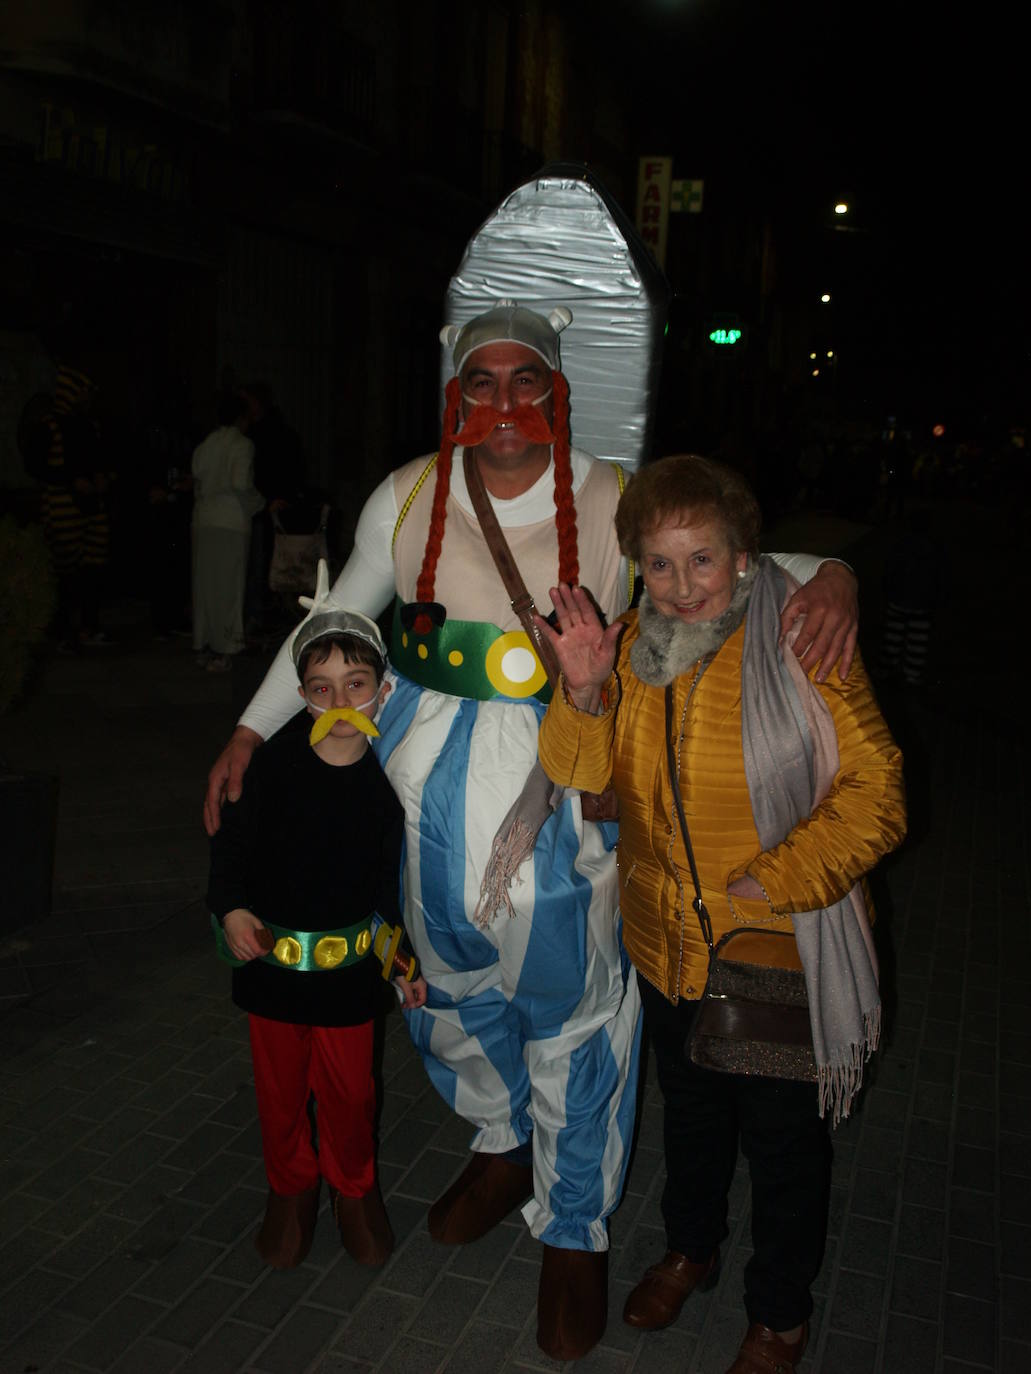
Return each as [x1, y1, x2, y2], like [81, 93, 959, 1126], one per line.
[534, 583, 623, 713]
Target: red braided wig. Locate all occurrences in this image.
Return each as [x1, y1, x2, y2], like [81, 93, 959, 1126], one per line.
[550, 370, 579, 587]
[414, 376, 462, 622]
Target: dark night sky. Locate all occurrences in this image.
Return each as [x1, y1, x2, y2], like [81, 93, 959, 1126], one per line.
[590, 0, 1025, 426]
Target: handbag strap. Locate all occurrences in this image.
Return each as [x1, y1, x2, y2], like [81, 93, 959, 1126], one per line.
[462, 447, 562, 689]
[664, 683, 714, 950]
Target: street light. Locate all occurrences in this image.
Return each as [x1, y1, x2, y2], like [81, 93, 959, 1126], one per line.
[820, 293, 831, 303]
[834, 202, 849, 215]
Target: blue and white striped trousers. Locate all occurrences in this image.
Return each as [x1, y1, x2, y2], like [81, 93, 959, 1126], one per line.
[373, 671, 642, 1252]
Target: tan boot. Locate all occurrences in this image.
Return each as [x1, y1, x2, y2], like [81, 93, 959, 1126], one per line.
[726, 1321, 809, 1373]
[255, 1183, 320, 1268]
[536, 1245, 608, 1361]
[427, 1153, 533, 1244]
[331, 1184, 394, 1267]
[623, 1248, 720, 1328]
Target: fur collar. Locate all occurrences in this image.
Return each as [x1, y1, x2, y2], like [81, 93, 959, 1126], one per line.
[630, 560, 758, 686]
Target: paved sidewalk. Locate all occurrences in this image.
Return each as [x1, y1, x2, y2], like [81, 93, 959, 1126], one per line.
[0, 501, 1028, 1372]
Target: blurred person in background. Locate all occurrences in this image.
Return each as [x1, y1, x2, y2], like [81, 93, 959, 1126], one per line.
[191, 394, 264, 672]
[30, 363, 113, 650]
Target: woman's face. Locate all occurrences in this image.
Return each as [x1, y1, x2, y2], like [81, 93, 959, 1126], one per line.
[640, 514, 748, 623]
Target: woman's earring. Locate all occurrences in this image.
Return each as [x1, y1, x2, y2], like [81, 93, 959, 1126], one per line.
[737, 568, 747, 580]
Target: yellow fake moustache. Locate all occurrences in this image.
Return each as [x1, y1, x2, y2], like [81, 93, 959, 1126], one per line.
[309, 708, 380, 745]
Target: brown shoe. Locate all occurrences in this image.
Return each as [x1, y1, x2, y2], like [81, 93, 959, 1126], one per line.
[536, 1245, 608, 1361]
[255, 1183, 320, 1268]
[427, 1152, 533, 1244]
[623, 1248, 720, 1328]
[331, 1184, 394, 1267]
[726, 1321, 809, 1373]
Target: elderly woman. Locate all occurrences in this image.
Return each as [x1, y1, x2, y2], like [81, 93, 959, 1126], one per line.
[536, 455, 905, 1374]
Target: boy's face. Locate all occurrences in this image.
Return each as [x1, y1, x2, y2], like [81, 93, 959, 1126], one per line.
[299, 645, 389, 739]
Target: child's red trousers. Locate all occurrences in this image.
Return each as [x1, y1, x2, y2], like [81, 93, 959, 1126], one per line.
[248, 1013, 376, 1197]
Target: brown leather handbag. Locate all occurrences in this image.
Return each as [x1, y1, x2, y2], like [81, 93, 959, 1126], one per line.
[664, 684, 816, 1082]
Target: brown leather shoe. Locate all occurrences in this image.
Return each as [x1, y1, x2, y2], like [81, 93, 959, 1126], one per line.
[331, 1184, 394, 1267]
[623, 1248, 720, 1328]
[255, 1183, 320, 1268]
[427, 1152, 533, 1244]
[536, 1245, 608, 1361]
[726, 1321, 809, 1373]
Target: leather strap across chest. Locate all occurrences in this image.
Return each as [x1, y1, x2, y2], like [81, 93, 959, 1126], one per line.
[462, 449, 563, 688]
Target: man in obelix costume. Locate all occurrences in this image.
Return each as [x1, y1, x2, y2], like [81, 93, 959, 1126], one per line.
[204, 302, 858, 1360]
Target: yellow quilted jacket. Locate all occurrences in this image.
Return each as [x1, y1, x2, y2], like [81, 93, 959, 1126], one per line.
[538, 613, 906, 1003]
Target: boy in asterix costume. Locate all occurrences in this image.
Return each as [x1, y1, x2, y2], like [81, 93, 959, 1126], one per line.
[207, 565, 426, 1273]
[205, 302, 859, 1361]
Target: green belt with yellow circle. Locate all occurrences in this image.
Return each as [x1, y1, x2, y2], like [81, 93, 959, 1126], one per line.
[211, 914, 374, 972]
[390, 601, 552, 703]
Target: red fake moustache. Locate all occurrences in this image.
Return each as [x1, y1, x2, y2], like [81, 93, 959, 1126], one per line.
[453, 402, 556, 447]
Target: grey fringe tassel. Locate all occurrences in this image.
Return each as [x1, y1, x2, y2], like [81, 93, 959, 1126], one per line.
[819, 1005, 882, 1127]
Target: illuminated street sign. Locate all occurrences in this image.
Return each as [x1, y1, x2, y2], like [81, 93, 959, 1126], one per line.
[706, 314, 746, 350]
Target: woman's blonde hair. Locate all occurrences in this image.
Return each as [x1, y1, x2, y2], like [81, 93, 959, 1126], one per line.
[615, 454, 762, 561]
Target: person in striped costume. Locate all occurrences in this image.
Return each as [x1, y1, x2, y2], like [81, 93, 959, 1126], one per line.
[37, 364, 111, 648]
[204, 303, 860, 1360]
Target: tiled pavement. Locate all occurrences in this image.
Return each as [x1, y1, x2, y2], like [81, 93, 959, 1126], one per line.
[1, 500, 1028, 1373]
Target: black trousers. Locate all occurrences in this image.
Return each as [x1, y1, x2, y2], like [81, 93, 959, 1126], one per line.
[638, 973, 832, 1331]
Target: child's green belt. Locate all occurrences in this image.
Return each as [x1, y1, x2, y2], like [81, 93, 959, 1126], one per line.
[211, 914, 374, 972]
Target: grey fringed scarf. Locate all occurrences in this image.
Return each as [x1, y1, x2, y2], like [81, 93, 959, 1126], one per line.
[742, 558, 880, 1124]
[474, 760, 565, 927]
[636, 557, 880, 1124]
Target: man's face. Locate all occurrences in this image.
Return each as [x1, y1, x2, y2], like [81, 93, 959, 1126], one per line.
[459, 343, 554, 466]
